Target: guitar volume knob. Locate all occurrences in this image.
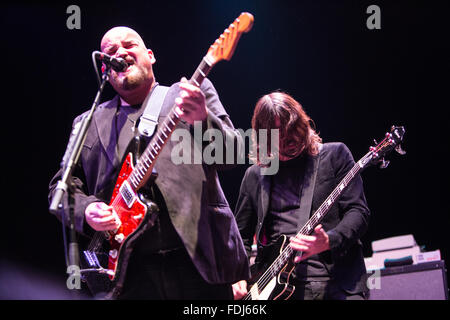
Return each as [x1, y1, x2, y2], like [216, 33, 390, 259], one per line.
[109, 249, 118, 259]
[114, 233, 125, 243]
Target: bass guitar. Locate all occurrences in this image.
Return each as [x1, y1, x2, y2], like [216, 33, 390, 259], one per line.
[244, 125, 406, 300]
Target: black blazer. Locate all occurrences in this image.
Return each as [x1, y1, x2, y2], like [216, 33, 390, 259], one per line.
[49, 78, 250, 285]
[235, 142, 370, 294]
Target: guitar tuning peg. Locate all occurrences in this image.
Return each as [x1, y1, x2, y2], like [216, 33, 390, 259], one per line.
[379, 158, 390, 169]
[395, 144, 406, 155]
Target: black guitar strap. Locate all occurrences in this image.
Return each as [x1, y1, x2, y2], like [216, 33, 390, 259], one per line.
[296, 144, 322, 233]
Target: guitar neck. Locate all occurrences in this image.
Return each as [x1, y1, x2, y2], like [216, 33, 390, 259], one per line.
[296, 151, 372, 238]
[261, 151, 373, 281]
[126, 57, 214, 190]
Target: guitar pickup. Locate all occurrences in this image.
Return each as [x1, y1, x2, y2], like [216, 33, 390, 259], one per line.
[119, 180, 137, 208]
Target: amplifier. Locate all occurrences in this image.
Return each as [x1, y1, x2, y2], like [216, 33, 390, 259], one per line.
[368, 260, 448, 300]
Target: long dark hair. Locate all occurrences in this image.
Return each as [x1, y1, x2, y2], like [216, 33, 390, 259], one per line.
[250, 91, 322, 165]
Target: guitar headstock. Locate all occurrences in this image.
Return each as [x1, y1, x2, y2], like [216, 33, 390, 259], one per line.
[205, 12, 254, 66]
[367, 126, 406, 168]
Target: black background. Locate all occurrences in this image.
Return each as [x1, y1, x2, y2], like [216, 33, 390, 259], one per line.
[1, 0, 449, 300]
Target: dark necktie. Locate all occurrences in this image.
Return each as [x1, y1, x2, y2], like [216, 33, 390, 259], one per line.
[115, 104, 142, 162]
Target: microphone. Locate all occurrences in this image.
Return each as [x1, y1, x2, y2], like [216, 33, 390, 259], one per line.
[93, 51, 128, 72]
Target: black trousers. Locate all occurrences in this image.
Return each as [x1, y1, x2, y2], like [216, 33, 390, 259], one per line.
[118, 247, 233, 300]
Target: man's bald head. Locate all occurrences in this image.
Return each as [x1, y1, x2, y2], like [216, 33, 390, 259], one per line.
[100, 26, 156, 105]
[101, 26, 146, 52]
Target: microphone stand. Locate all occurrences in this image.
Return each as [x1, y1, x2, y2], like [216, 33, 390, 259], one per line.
[49, 65, 112, 290]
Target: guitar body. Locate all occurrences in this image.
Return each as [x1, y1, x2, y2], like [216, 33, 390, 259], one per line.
[82, 137, 159, 298]
[106, 152, 159, 280]
[248, 236, 296, 300]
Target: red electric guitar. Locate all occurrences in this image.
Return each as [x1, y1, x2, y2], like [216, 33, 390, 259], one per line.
[81, 13, 254, 298]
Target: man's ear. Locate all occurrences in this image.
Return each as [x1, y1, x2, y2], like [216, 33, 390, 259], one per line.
[148, 49, 156, 64]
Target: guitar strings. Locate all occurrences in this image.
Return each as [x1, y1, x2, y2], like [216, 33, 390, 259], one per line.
[87, 192, 123, 252]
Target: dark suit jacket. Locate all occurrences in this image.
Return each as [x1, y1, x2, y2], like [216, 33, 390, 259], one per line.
[235, 142, 370, 294]
[49, 78, 250, 285]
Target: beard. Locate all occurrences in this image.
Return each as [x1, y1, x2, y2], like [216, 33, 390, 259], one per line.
[111, 64, 148, 91]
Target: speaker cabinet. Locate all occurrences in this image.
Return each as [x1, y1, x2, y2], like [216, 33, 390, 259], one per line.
[368, 260, 448, 300]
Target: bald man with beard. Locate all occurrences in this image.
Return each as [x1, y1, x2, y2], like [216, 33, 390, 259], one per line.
[49, 26, 250, 299]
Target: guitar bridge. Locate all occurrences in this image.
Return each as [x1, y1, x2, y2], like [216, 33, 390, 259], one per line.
[83, 250, 102, 269]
